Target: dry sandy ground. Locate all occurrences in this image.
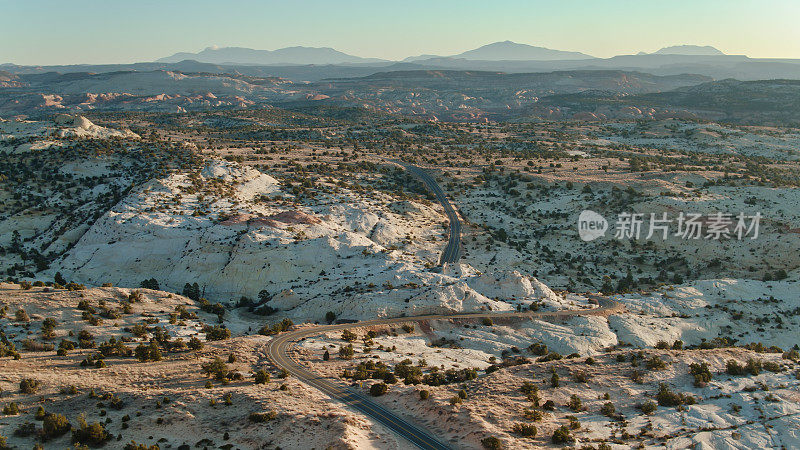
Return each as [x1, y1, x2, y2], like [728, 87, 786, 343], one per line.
[0, 284, 399, 449]
[2, 282, 800, 449]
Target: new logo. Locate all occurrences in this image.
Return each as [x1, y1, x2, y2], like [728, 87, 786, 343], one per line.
[578, 210, 608, 241]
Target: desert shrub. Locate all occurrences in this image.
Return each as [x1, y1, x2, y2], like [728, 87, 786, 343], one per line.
[139, 278, 159, 290]
[511, 423, 537, 438]
[370, 383, 388, 397]
[202, 358, 229, 381]
[640, 400, 657, 414]
[124, 441, 159, 450]
[538, 352, 563, 362]
[134, 342, 162, 362]
[573, 370, 591, 383]
[521, 381, 539, 403]
[339, 344, 355, 360]
[689, 362, 713, 387]
[20, 378, 40, 394]
[449, 395, 462, 405]
[480, 436, 503, 449]
[655, 340, 671, 349]
[567, 394, 583, 412]
[481, 317, 493, 327]
[566, 415, 581, 430]
[254, 369, 270, 384]
[78, 330, 95, 349]
[764, 361, 782, 372]
[228, 372, 244, 382]
[646, 355, 667, 370]
[108, 395, 124, 410]
[551, 425, 574, 444]
[80, 353, 106, 368]
[0, 342, 21, 359]
[672, 340, 684, 350]
[600, 402, 616, 417]
[3, 403, 19, 415]
[129, 323, 148, 338]
[248, 411, 277, 423]
[341, 330, 357, 342]
[65, 282, 85, 291]
[58, 339, 76, 354]
[99, 338, 132, 357]
[542, 400, 555, 411]
[656, 383, 694, 407]
[188, 336, 203, 350]
[521, 383, 539, 398]
[253, 304, 276, 316]
[205, 325, 230, 341]
[15, 309, 29, 322]
[71, 414, 111, 446]
[401, 324, 414, 333]
[126, 290, 144, 303]
[528, 342, 548, 356]
[258, 318, 293, 336]
[41, 317, 58, 339]
[419, 390, 430, 400]
[42, 413, 71, 439]
[726, 359, 744, 375]
[745, 358, 763, 375]
[585, 357, 596, 365]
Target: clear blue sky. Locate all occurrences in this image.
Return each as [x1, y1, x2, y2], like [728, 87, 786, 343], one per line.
[2, 0, 799, 65]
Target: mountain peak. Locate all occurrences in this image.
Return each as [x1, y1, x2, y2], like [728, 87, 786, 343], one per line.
[652, 45, 725, 56]
[451, 41, 594, 61]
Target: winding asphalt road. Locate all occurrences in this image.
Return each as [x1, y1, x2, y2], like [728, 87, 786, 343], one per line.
[402, 164, 462, 265]
[264, 164, 623, 449]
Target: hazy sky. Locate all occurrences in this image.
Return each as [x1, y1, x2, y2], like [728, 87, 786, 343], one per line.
[2, 0, 799, 65]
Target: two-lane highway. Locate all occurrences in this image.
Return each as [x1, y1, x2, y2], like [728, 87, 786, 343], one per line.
[402, 164, 462, 265]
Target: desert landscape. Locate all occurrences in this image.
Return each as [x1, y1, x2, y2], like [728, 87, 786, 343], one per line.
[2, 3, 800, 449]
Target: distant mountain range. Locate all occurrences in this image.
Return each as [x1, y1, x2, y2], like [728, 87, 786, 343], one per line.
[157, 42, 729, 67]
[157, 46, 388, 65]
[4, 41, 800, 84]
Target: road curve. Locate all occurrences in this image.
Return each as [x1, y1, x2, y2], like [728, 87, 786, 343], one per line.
[402, 164, 462, 265]
[265, 162, 621, 448]
[265, 301, 624, 450]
